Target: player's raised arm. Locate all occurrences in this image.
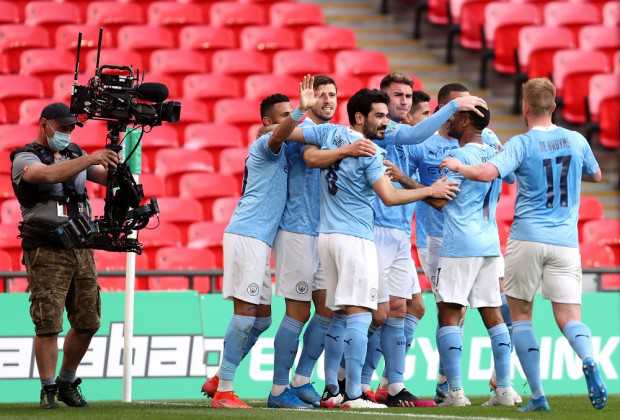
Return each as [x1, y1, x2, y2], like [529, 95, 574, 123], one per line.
[269, 75, 318, 147]
[392, 96, 488, 145]
[373, 175, 459, 206]
[303, 139, 376, 169]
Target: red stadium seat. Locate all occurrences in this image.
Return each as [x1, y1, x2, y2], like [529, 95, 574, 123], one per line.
[588, 73, 620, 149]
[335, 50, 390, 82]
[212, 50, 271, 77]
[156, 197, 204, 241]
[603, 1, 619, 26]
[183, 74, 243, 119]
[0, 224, 21, 269]
[517, 26, 575, 78]
[71, 121, 108, 153]
[25, 1, 81, 34]
[212, 196, 240, 223]
[496, 196, 515, 222]
[580, 243, 616, 268]
[185, 123, 244, 151]
[211, 2, 268, 33]
[20, 49, 75, 96]
[152, 247, 216, 292]
[270, 3, 325, 30]
[18, 98, 55, 125]
[240, 26, 298, 54]
[52, 73, 89, 102]
[180, 173, 240, 220]
[579, 25, 620, 66]
[600, 274, 620, 291]
[178, 26, 237, 64]
[86, 49, 143, 74]
[86, 2, 144, 40]
[273, 50, 331, 76]
[578, 195, 604, 237]
[302, 26, 356, 58]
[553, 49, 609, 123]
[139, 173, 166, 199]
[155, 149, 215, 196]
[219, 147, 247, 183]
[0, 124, 39, 151]
[482, 3, 542, 79]
[449, 0, 495, 51]
[214, 99, 262, 139]
[337, 99, 349, 124]
[56, 25, 115, 54]
[0, 198, 19, 224]
[428, 0, 450, 25]
[139, 222, 182, 267]
[118, 26, 175, 66]
[150, 49, 208, 78]
[184, 123, 244, 169]
[147, 2, 204, 32]
[187, 221, 227, 267]
[0, 25, 49, 73]
[141, 125, 180, 166]
[328, 74, 364, 99]
[0, 2, 19, 25]
[245, 74, 299, 100]
[0, 175, 11, 202]
[582, 219, 620, 261]
[544, 2, 601, 42]
[0, 75, 45, 123]
[94, 250, 149, 291]
[0, 102, 6, 124]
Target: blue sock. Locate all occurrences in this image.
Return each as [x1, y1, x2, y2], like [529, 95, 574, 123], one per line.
[242, 316, 271, 356]
[361, 325, 382, 385]
[404, 314, 419, 350]
[512, 320, 544, 398]
[435, 325, 445, 377]
[489, 323, 512, 388]
[273, 316, 304, 386]
[344, 312, 372, 399]
[563, 320, 594, 361]
[220, 315, 256, 381]
[437, 326, 463, 391]
[295, 314, 330, 378]
[382, 317, 406, 386]
[500, 294, 513, 336]
[324, 314, 346, 388]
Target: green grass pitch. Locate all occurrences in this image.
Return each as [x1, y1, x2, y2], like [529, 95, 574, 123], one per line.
[0, 396, 617, 420]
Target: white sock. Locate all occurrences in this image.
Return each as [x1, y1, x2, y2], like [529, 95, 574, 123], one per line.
[379, 376, 388, 387]
[337, 367, 346, 381]
[291, 374, 310, 387]
[217, 379, 233, 392]
[361, 384, 371, 392]
[271, 384, 287, 396]
[388, 382, 405, 396]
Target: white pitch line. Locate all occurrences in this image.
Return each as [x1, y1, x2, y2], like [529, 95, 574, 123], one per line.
[135, 400, 511, 420]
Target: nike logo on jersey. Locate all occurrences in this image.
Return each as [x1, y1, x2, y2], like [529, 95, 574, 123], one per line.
[343, 339, 352, 345]
[449, 346, 462, 351]
[528, 347, 540, 353]
[326, 334, 339, 342]
[499, 342, 511, 348]
[575, 334, 589, 339]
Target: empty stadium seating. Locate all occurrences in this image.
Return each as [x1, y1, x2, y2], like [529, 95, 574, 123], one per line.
[588, 73, 620, 148]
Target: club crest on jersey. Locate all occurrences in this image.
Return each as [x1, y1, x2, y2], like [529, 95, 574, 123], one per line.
[295, 281, 309, 295]
[247, 283, 260, 296]
[369, 288, 378, 302]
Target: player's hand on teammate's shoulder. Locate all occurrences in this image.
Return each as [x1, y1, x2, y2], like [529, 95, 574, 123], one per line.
[384, 159, 405, 182]
[439, 156, 462, 172]
[454, 96, 487, 116]
[345, 139, 376, 157]
[429, 176, 459, 199]
[258, 124, 277, 137]
[299, 74, 317, 111]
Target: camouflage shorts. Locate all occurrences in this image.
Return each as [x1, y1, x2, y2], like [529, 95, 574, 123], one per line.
[24, 247, 100, 336]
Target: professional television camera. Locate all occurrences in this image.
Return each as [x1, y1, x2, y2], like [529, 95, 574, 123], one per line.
[67, 29, 181, 253]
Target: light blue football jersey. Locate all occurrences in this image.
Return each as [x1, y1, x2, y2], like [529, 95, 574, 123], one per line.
[302, 124, 387, 241]
[279, 118, 320, 236]
[372, 120, 418, 235]
[440, 143, 502, 257]
[490, 126, 600, 248]
[225, 134, 289, 247]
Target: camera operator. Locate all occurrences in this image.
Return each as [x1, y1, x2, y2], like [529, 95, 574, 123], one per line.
[10, 103, 119, 409]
